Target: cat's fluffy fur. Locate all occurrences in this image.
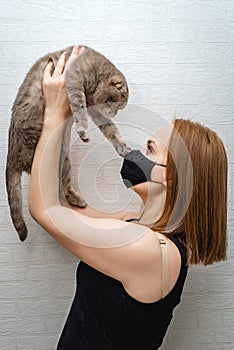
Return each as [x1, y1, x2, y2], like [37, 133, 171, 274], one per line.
[6, 45, 130, 241]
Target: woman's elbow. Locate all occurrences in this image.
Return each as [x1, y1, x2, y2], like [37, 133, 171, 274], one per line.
[28, 204, 42, 224]
[28, 195, 46, 223]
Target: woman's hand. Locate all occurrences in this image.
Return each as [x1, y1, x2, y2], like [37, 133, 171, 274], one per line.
[42, 46, 85, 123]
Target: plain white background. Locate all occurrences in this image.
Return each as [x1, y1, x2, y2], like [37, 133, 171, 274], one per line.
[0, 1, 233, 349]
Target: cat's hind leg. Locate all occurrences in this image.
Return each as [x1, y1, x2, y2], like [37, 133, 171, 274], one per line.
[61, 155, 87, 208]
[59, 120, 86, 207]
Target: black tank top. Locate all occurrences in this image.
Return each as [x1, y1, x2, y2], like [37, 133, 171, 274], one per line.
[57, 225, 188, 350]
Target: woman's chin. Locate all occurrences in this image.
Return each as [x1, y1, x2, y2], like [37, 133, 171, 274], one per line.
[131, 183, 149, 201]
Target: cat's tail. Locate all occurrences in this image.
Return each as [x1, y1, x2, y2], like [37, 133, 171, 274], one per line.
[5, 165, 27, 241]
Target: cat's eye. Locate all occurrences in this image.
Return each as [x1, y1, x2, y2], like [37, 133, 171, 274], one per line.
[117, 85, 126, 94]
[115, 83, 125, 94]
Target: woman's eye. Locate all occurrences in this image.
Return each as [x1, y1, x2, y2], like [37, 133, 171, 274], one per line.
[146, 144, 153, 154]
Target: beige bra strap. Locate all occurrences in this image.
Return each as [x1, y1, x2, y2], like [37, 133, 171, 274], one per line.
[156, 233, 170, 299]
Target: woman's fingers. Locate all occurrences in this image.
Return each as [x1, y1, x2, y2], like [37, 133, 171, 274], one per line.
[44, 61, 53, 77]
[64, 46, 85, 73]
[53, 52, 66, 78]
[43, 61, 53, 83]
[69, 45, 81, 60]
[43, 46, 86, 81]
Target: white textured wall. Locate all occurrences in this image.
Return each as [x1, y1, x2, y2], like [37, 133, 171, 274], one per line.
[0, 1, 234, 349]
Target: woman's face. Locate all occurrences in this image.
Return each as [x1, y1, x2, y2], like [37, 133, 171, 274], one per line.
[132, 124, 174, 200]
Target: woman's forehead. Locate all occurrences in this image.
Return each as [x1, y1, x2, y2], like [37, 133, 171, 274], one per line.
[150, 123, 174, 146]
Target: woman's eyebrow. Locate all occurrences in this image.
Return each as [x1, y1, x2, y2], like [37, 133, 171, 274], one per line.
[147, 139, 157, 147]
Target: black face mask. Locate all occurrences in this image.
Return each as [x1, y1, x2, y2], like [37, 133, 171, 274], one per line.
[120, 149, 167, 188]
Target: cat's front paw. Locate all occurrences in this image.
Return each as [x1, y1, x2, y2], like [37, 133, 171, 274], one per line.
[77, 130, 90, 142]
[116, 144, 132, 157]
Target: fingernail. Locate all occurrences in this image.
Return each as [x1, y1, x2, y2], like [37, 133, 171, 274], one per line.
[74, 46, 81, 54]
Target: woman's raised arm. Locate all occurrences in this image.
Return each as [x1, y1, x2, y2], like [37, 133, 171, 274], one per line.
[68, 203, 139, 221]
[28, 46, 158, 286]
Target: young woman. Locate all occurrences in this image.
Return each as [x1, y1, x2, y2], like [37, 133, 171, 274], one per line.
[28, 46, 228, 349]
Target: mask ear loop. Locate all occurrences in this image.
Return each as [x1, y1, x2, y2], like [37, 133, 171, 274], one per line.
[154, 162, 167, 168]
[150, 162, 167, 187]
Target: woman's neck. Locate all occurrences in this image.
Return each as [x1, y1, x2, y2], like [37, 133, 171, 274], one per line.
[137, 183, 167, 225]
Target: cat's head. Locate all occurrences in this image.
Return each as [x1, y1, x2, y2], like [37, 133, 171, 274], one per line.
[92, 74, 129, 118]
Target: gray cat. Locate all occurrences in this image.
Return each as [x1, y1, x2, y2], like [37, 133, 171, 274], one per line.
[6, 45, 131, 241]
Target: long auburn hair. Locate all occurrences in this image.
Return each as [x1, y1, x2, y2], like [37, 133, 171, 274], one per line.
[151, 119, 228, 266]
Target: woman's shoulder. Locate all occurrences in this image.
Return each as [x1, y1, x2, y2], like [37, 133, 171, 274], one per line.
[121, 232, 183, 303]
